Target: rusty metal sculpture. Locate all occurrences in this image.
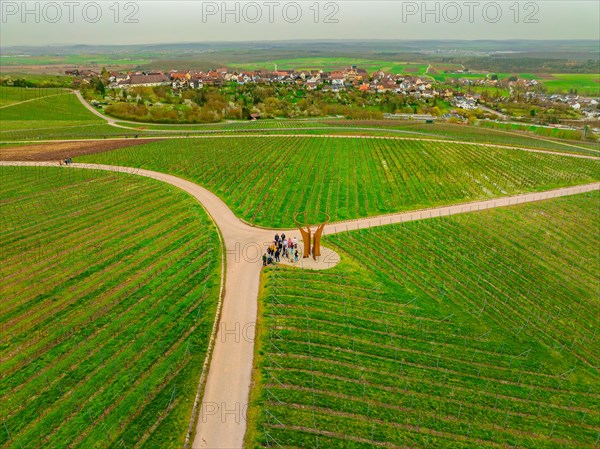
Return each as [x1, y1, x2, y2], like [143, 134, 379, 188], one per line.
[294, 214, 312, 259]
[294, 213, 330, 260]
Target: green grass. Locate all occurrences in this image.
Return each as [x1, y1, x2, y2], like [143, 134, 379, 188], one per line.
[458, 85, 511, 98]
[0, 123, 148, 142]
[478, 121, 586, 141]
[247, 191, 600, 448]
[430, 72, 490, 82]
[113, 119, 333, 131]
[0, 87, 113, 142]
[78, 136, 599, 228]
[542, 74, 600, 96]
[0, 90, 100, 123]
[235, 58, 429, 76]
[0, 166, 221, 449]
[0, 86, 593, 157]
[431, 72, 599, 96]
[116, 120, 598, 156]
[399, 123, 599, 156]
[0, 88, 104, 139]
[0, 86, 70, 107]
[0, 73, 75, 88]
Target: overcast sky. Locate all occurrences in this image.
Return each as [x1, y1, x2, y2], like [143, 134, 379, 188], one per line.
[1, 1, 598, 46]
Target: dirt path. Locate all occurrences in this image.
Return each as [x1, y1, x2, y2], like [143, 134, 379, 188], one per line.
[0, 139, 161, 161]
[322, 183, 600, 234]
[72, 90, 117, 124]
[2, 161, 598, 449]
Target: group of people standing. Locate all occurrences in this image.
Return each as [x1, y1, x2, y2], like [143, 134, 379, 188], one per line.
[263, 232, 300, 266]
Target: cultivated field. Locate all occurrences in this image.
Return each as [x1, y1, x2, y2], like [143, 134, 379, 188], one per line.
[79, 136, 600, 227]
[0, 54, 152, 69]
[430, 72, 599, 96]
[248, 191, 600, 448]
[1, 81, 599, 449]
[234, 58, 430, 76]
[0, 86, 69, 107]
[0, 88, 108, 143]
[538, 74, 600, 96]
[1, 86, 596, 158]
[0, 166, 221, 449]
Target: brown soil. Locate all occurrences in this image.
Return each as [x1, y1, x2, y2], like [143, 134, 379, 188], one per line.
[0, 139, 160, 161]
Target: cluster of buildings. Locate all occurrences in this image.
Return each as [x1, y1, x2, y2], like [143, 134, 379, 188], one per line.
[525, 92, 600, 118]
[65, 66, 598, 118]
[72, 66, 448, 98]
[452, 95, 479, 110]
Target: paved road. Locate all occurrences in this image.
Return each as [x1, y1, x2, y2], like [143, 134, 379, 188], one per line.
[2, 161, 599, 448]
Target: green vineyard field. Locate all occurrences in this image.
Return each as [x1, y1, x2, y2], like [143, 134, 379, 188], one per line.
[248, 191, 600, 448]
[80, 137, 599, 228]
[0, 166, 221, 449]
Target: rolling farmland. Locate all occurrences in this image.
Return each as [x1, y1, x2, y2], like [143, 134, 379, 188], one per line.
[1, 83, 599, 449]
[0, 87, 69, 107]
[0, 88, 108, 143]
[79, 136, 600, 228]
[105, 121, 596, 156]
[0, 90, 102, 125]
[247, 191, 600, 448]
[0, 166, 221, 449]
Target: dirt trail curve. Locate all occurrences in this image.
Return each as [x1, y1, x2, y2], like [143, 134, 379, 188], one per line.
[72, 90, 117, 124]
[2, 161, 599, 449]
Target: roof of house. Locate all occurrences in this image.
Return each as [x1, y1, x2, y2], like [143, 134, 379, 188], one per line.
[128, 74, 170, 85]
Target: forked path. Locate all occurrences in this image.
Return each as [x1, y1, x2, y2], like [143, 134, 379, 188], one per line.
[2, 161, 599, 449]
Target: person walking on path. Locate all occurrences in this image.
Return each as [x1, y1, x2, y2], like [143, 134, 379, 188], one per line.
[294, 250, 299, 262]
[262, 253, 267, 267]
[275, 249, 281, 263]
[274, 233, 280, 243]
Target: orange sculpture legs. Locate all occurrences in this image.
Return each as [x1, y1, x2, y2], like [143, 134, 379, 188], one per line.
[294, 213, 330, 261]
